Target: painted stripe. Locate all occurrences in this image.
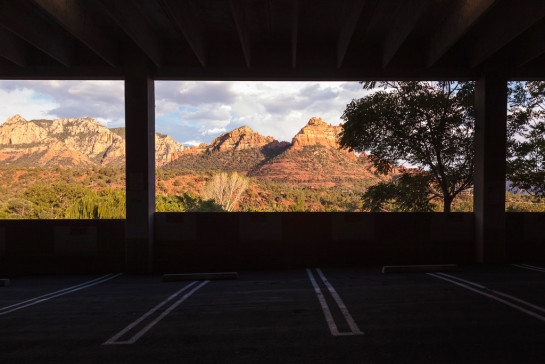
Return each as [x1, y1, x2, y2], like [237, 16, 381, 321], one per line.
[316, 268, 363, 335]
[104, 280, 209, 345]
[521, 264, 545, 270]
[103, 281, 198, 344]
[436, 272, 486, 289]
[434, 273, 545, 314]
[0, 274, 115, 312]
[0, 274, 122, 316]
[491, 290, 545, 314]
[428, 273, 545, 323]
[513, 264, 545, 273]
[306, 268, 340, 336]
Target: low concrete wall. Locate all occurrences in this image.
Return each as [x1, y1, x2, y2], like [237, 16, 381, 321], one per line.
[0, 212, 542, 275]
[506, 212, 545, 264]
[154, 212, 475, 273]
[0, 220, 125, 275]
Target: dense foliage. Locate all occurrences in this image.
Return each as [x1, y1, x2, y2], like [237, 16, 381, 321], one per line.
[508, 81, 545, 196]
[0, 164, 543, 218]
[361, 173, 436, 212]
[339, 81, 475, 212]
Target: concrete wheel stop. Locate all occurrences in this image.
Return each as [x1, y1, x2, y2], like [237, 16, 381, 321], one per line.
[163, 272, 239, 282]
[382, 264, 458, 273]
[0, 278, 10, 287]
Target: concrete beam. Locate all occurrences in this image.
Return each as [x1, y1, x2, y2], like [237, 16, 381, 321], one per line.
[290, 0, 299, 69]
[336, 0, 365, 69]
[124, 48, 155, 273]
[159, 0, 207, 68]
[0, 28, 29, 67]
[0, 1, 73, 67]
[98, 0, 162, 67]
[31, 0, 119, 67]
[470, 1, 545, 68]
[426, 0, 496, 68]
[230, 0, 251, 68]
[474, 72, 507, 263]
[381, 0, 428, 68]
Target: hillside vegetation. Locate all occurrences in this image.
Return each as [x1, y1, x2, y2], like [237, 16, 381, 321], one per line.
[0, 115, 540, 218]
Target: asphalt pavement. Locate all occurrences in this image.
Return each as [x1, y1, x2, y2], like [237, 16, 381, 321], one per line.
[1, 264, 544, 363]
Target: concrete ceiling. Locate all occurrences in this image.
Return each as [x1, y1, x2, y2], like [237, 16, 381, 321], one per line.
[1, 0, 544, 80]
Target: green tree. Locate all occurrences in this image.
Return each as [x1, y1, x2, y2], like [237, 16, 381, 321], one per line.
[65, 189, 126, 219]
[339, 81, 475, 212]
[7, 198, 33, 217]
[507, 81, 545, 196]
[156, 192, 223, 212]
[361, 173, 437, 212]
[24, 184, 89, 218]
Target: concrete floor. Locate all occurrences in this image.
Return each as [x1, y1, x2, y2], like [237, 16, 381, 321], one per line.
[1, 265, 544, 363]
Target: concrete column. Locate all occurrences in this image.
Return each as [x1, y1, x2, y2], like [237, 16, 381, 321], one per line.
[124, 50, 155, 273]
[474, 73, 507, 263]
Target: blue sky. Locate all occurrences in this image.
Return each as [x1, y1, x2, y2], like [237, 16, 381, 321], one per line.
[0, 80, 369, 146]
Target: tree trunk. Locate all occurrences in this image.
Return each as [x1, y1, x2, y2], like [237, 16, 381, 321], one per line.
[443, 195, 453, 213]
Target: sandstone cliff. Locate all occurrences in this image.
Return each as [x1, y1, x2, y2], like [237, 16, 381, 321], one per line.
[180, 125, 286, 155]
[292, 117, 355, 158]
[0, 115, 185, 167]
[155, 133, 185, 165]
[206, 126, 276, 152]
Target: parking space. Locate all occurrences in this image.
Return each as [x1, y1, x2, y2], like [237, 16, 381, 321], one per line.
[1, 265, 544, 363]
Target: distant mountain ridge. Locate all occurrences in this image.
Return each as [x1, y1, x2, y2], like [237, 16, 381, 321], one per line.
[0, 115, 403, 190]
[165, 117, 399, 189]
[0, 115, 184, 167]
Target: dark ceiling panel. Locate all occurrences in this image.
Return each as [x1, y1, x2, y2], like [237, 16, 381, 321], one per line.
[0, 27, 29, 67]
[97, 0, 163, 67]
[0, 0, 75, 67]
[30, 0, 120, 66]
[0, 0, 544, 80]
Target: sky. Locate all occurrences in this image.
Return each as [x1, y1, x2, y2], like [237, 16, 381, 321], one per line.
[0, 80, 370, 146]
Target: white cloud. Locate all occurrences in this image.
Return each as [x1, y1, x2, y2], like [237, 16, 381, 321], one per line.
[183, 140, 203, 146]
[0, 80, 124, 126]
[201, 127, 226, 136]
[0, 87, 58, 123]
[0, 80, 372, 145]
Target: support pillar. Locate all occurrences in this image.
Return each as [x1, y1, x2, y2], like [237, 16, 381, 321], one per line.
[124, 50, 155, 273]
[474, 72, 507, 263]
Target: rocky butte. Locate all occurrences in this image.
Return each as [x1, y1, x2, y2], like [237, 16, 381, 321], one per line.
[163, 117, 390, 190]
[207, 125, 275, 152]
[0, 115, 184, 168]
[292, 117, 356, 159]
[181, 117, 351, 155]
[181, 125, 289, 154]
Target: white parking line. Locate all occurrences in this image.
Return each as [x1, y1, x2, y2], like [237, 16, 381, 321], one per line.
[104, 280, 209, 345]
[436, 272, 486, 289]
[306, 268, 363, 336]
[513, 264, 545, 273]
[0, 273, 123, 316]
[316, 268, 363, 335]
[428, 273, 545, 323]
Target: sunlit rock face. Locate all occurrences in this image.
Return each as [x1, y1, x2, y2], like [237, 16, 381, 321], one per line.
[155, 133, 185, 165]
[207, 126, 276, 152]
[0, 115, 49, 145]
[292, 117, 355, 158]
[0, 115, 185, 167]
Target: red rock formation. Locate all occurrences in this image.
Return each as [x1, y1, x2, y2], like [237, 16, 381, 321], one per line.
[292, 117, 355, 159]
[207, 126, 276, 152]
[0, 115, 185, 167]
[264, 140, 291, 150]
[181, 143, 208, 155]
